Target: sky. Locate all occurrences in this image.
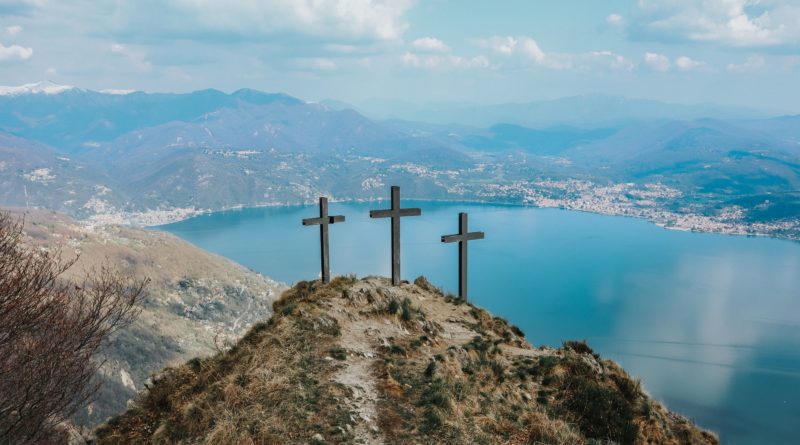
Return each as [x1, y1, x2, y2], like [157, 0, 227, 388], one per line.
[0, 0, 799, 111]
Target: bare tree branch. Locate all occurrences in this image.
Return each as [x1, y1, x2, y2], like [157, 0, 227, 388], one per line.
[0, 212, 148, 444]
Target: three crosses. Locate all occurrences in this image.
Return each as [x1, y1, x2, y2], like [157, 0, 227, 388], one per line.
[302, 185, 484, 300]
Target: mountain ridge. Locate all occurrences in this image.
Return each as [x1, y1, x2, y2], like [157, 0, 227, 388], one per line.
[96, 276, 718, 445]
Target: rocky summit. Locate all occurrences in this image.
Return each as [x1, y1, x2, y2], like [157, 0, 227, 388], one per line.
[96, 276, 717, 445]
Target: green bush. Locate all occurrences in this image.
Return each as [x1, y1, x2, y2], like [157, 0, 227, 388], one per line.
[421, 408, 443, 433]
[559, 375, 638, 445]
[234, 374, 249, 387]
[419, 379, 451, 409]
[563, 340, 595, 356]
[187, 357, 202, 372]
[387, 298, 399, 314]
[400, 298, 413, 321]
[424, 360, 436, 378]
[328, 347, 347, 361]
[611, 373, 641, 402]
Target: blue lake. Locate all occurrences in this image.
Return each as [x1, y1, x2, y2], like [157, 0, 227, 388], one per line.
[158, 201, 800, 444]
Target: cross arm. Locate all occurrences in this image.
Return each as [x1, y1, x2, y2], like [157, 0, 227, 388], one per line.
[302, 217, 325, 226]
[441, 231, 484, 243]
[370, 209, 393, 218]
[441, 234, 463, 243]
[399, 208, 421, 217]
[329, 215, 345, 223]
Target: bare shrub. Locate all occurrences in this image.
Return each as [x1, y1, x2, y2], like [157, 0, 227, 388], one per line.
[0, 212, 147, 444]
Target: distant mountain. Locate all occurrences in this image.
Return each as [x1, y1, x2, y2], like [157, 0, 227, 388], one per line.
[0, 85, 474, 214]
[0, 84, 306, 153]
[0, 84, 797, 238]
[458, 124, 618, 155]
[318, 98, 359, 112]
[355, 94, 775, 128]
[564, 118, 800, 192]
[0, 80, 77, 96]
[0, 132, 123, 215]
[96, 276, 718, 444]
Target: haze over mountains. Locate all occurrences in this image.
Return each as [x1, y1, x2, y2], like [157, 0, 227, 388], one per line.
[334, 94, 776, 128]
[1, 82, 798, 238]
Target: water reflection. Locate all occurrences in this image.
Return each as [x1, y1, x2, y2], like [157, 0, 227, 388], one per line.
[159, 202, 800, 444]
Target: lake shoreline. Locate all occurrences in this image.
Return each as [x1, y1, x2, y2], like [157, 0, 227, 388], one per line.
[92, 197, 799, 244]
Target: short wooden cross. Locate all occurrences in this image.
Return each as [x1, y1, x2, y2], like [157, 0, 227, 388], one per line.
[302, 197, 345, 283]
[441, 212, 484, 300]
[369, 186, 421, 286]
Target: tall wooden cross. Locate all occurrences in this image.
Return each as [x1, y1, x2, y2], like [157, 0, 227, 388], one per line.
[302, 197, 345, 283]
[441, 212, 484, 300]
[369, 186, 421, 286]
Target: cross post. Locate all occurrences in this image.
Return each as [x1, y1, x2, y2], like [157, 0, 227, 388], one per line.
[369, 186, 421, 286]
[302, 197, 345, 283]
[441, 212, 484, 300]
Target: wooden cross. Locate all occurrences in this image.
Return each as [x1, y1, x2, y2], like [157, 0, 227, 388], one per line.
[369, 186, 421, 286]
[441, 212, 484, 300]
[302, 197, 345, 283]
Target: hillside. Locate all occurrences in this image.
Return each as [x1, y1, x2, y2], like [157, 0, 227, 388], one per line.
[6, 208, 286, 426]
[96, 276, 717, 445]
[1, 86, 798, 240]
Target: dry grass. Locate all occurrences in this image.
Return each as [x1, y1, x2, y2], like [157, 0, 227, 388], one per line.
[96, 278, 356, 444]
[96, 276, 717, 445]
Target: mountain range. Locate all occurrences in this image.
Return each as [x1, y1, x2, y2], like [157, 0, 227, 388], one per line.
[0, 82, 798, 238]
[334, 94, 776, 128]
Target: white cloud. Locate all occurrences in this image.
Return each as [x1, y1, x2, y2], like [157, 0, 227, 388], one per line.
[478, 36, 635, 71]
[44, 0, 415, 72]
[589, 51, 635, 71]
[518, 37, 545, 62]
[109, 0, 414, 43]
[324, 43, 358, 53]
[675, 56, 705, 70]
[296, 57, 337, 70]
[6, 26, 22, 36]
[0, 42, 32, 61]
[402, 52, 489, 70]
[632, 0, 800, 48]
[478, 36, 554, 65]
[480, 36, 519, 55]
[411, 37, 450, 53]
[468, 55, 491, 69]
[606, 13, 623, 26]
[644, 52, 670, 71]
[99, 88, 135, 95]
[109, 43, 151, 72]
[727, 54, 766, 71]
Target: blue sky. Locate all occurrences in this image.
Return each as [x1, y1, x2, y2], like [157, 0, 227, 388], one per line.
[0, 0, 798, 111]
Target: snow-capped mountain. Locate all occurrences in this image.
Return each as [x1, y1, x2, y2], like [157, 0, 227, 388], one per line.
[0, 80, 78, 96]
